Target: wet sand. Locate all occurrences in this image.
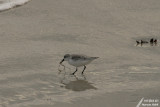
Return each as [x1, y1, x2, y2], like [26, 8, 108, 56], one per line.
[55, 87, 160, 107]
[0, 0, 160, 107]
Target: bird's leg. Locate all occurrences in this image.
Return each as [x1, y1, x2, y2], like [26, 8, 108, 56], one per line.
[72, 67, 78, 75]
[82, 65, 86, 74]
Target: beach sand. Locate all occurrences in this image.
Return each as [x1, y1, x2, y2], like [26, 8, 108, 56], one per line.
[55, 87, 160, 107]
[0, 0, 160, 107]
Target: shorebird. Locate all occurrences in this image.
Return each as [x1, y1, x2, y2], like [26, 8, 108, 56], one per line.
[59, 54, 99, 75]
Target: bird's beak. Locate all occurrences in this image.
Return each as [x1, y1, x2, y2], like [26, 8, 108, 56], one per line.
[60, 59, 64, 64]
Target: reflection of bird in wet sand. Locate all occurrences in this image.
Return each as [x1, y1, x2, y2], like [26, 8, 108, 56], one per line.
[60, 75, 97, 91]
[59, 54, 99, 75]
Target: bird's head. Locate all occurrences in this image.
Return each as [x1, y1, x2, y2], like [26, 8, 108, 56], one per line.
[60, 54, 71, 64]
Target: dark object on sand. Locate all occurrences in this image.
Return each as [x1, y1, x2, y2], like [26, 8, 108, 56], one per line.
[150, 38, 154, 44]
[139, 40, 148, 46]
[154, 39, 157, 44]
[150, 38, 157, 46]
[141, 40, 148, 44]
[136, 40, 141, 46]
[136, 40, 140, 44]
[136, 38, 158, 46]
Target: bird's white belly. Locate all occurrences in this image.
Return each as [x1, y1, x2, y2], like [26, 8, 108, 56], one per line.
[68, 59, 91, 67]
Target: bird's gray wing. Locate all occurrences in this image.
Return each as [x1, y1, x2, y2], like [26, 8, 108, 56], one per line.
[71, 55, 87, 61]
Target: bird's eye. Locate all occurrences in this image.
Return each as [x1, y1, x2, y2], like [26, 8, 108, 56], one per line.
[64, 54, 70, 58]
[64, 55, 68, 58]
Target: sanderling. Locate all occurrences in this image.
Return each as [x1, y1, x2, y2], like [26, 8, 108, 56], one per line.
[59, 54, 99, 75]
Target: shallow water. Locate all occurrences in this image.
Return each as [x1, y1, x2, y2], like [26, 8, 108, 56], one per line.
[0, 0, 30, 11]
[0, 0, 160, 107]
